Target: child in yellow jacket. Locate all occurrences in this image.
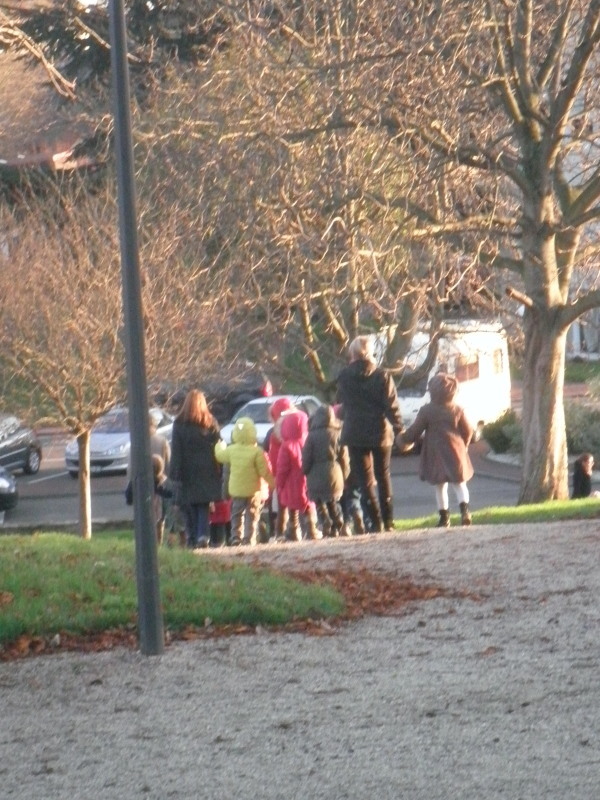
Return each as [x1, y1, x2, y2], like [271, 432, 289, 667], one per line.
[215, 417, 275, 546]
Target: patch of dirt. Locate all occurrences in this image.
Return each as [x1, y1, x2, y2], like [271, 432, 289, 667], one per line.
[0, 558, 471, 662]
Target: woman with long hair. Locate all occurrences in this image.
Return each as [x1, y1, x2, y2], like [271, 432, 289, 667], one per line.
[169, 389, 223, 548]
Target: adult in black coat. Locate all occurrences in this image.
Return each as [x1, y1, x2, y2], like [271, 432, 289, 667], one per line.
[336, 335, 403, 532]
[169, 389, 223, 548]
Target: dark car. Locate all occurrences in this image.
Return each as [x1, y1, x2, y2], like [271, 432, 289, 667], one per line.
[0, 465, 18, 511]
[0, 414, 42, 474]
[150, 368, 274, 425]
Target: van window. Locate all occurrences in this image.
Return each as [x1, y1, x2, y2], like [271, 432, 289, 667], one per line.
[455, 355, 479, 382]
[492, 349, 504, 374]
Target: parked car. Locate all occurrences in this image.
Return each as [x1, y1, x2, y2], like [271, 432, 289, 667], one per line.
[0, 413, 42, 474]
[0, 465, 18, 511]
[149, 368, 274, 425]
[64, 406, 174, 478]
[219, 394, 322, 447]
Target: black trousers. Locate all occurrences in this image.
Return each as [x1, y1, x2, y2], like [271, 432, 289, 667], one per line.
[347, 445, 394, 530]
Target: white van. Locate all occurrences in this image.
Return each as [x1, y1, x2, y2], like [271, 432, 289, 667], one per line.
[391, 319, 512, 438]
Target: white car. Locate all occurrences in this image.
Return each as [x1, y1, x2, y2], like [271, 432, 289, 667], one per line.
[219, 394, 322, 447]
[64, 406, 173, 477]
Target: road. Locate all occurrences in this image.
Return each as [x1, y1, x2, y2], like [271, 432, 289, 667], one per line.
[0, 433, 520, 531]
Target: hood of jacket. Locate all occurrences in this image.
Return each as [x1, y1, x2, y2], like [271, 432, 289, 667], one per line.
[428, 372, 458, 404]
[344, 358, 378, 380]
[231, 416, 258, 445]
[270, 397, 295, 422]
[309, 404, 338, 431]
[280, 409, 309, 443]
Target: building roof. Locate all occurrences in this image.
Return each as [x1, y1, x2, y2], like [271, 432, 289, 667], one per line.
[0, 49, 96, 174]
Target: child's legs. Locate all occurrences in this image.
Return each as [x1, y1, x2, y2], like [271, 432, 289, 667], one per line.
[245, 493, 264, 544]
[315, 500, 332, 533]
[196, 503, 210, 542]
[182, 504, 198, 547]
[328, 499, 344, 532]
[450, 482, 470, 505]
[230, 497, 247, 542]
[210, 522, 227, 547]
[276, 505, 289, 537]
[434, 483, 450, 510]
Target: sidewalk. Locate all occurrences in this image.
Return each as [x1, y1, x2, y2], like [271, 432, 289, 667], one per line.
[2, 519, 599, 799]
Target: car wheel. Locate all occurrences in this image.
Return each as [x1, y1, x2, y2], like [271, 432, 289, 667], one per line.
[68, 470, 78, 479]
[24, 448, 41, 474]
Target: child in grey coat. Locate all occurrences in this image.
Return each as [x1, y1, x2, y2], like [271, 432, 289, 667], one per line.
[302, 404, 350, 537]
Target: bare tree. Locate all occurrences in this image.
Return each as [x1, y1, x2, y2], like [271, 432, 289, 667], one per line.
[140, 1, 486, 394]
[362, 0, 600, 502]
[0, 170, 233, 538]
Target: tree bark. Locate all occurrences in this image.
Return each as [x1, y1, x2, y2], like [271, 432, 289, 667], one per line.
[519, 309, 568, 503]
[77, 431, 92, 540]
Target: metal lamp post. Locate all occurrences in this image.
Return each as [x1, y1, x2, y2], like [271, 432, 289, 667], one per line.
[108, 0, 164, 655]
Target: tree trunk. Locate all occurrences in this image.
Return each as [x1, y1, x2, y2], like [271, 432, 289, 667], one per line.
[519, 311, 569, 503]
[77, 431, 92, 539]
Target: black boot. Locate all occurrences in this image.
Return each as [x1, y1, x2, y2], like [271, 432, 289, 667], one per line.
[365, 487, 384, 533]
[459, 502, 472, 526]
[436, 509, 450, 528]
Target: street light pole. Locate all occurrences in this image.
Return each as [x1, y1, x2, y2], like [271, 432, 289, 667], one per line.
[108, 0, 164, 655]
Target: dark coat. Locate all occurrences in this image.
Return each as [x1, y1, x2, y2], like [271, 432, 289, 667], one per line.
[336, 359, 403, 448]
[401, 373, 474, 485]
[571, 459, 593, 499]
[169, 419, 223, 505]
[302, 405, 349, 503]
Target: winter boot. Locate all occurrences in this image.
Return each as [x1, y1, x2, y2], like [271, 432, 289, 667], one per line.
[380, 496, 395, 532]
[365, 486, 384, 533]
[276, 507, 289, 541]
[305, 510, 323, 540]
[286, 510, 302, 542]
[459, 502, 472, 526]
[436, 509, 450, 528]
[352, 509, 366, 535]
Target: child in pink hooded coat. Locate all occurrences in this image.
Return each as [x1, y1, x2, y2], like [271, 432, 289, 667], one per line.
[265, 397, 296, 539]
[276, 409, 321, 541]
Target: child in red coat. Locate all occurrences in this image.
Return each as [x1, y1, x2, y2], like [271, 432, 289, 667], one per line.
[276, 410, 321, 541]
[209, 498, 232, 547]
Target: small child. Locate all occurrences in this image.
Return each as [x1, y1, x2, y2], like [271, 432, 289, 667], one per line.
[264, 397, 296, 540]
[571, 453, 600, 499]
[209, 498, 232, 547]
[333, 403, 366, 535]
[215, 417, 275, 546]
[125, 455, 173, 545]
[397, 372, 474, 528]
[276, 409, 321, 541]
[152, 454, 173, 544]
[302, 404, 349, 537]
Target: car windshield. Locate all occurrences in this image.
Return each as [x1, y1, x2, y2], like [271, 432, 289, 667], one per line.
[232, 402, 273, 425]
[93, 410, 130, 434]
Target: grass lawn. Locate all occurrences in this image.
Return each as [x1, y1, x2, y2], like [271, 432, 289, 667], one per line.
[1, 498, 598, 657]
[0, 530, 345, 652]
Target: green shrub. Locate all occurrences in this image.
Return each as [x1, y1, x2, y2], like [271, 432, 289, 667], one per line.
[484, 399, 600, 459]
[565, 400, 600, 461]
[482, 409, 520, 453]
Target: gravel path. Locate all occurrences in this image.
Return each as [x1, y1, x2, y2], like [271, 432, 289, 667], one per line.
[2, 520, 600, 799]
